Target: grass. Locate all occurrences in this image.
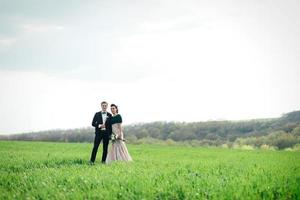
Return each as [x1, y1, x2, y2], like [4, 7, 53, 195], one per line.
[0, 141, 300, 199]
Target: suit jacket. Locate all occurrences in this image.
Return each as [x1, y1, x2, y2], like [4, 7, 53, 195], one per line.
[92, 111, 112, 134]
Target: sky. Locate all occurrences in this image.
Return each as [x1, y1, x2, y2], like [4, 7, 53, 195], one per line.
[0, 0, 299, 134]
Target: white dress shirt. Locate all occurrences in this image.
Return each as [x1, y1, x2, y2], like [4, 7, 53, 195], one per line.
[101, 112, 107, 130]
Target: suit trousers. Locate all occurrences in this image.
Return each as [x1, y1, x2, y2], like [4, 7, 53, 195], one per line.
[90, 131, 110, 163]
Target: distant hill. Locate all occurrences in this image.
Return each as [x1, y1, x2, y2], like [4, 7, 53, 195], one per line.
[1, 111, 300, 149]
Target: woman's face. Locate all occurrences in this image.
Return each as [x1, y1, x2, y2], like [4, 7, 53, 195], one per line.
[111, 106, 117, 114]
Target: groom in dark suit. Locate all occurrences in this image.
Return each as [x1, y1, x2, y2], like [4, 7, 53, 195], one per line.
[90, 101, 112, 164]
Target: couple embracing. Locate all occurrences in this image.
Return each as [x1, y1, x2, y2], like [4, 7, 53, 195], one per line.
[89, 101, 132, 165]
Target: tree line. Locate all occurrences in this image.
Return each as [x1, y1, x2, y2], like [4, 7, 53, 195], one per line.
[1, 111, 300, 150]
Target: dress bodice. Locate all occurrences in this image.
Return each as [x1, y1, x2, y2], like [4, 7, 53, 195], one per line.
[111, 114, 123, 136]
[110, 114, 122, 125]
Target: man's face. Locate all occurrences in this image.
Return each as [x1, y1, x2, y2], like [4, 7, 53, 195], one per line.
[101, 103, 108, 111]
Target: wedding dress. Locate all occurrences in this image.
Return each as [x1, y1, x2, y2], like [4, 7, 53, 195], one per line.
[106, 114, 132, 163]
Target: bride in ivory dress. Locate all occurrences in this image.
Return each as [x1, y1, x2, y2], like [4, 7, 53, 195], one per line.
[106, 104, 132, 163]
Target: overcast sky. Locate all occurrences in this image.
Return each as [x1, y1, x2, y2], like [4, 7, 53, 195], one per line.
[0, 0, 299, 134]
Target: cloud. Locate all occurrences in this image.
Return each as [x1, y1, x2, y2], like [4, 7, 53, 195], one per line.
[22, 23, 64, 33]
[0, 22, 64, 47]
[140, 15, 207, 33]
[0, 37, 17, 46]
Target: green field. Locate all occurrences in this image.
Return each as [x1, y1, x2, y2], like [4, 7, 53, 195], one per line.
[0, 141, 299, 199]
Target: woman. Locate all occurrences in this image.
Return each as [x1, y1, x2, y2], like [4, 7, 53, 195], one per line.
[106, 104, 132, 163]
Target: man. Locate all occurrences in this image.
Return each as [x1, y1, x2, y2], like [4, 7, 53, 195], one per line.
[90, 101, 112, 164]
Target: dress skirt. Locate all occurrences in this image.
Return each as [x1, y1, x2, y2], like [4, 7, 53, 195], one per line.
[106, 140, 132, 163]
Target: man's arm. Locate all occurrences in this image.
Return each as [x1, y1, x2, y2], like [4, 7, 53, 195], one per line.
[92, 113, 98, 127]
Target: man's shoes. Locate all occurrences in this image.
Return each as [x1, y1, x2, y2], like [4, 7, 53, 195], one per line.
[89, 161, 95, 165]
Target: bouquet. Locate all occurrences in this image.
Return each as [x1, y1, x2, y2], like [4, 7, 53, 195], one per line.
[111, 132, 118, 143]
[110, 132, 125, 143]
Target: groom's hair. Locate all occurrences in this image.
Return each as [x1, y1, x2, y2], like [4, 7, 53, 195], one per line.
[101, 101, 108, 105]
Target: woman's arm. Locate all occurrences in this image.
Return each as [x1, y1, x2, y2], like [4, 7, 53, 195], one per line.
[118, 123, 123, 140]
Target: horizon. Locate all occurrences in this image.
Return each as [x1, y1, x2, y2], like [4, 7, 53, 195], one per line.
[2, 109, 297, 135]
[1, 0, 300, 134]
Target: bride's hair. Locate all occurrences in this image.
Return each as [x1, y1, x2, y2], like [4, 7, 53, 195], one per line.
[111, 104, 118, 113]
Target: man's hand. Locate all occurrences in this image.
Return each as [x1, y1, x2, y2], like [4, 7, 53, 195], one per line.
[98, 124, 105, 128]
